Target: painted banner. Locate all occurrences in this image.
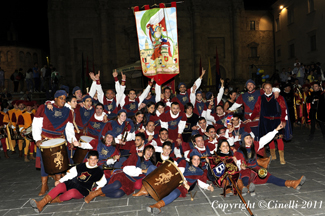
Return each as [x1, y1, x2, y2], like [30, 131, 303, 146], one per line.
[133, 3, 179, 85]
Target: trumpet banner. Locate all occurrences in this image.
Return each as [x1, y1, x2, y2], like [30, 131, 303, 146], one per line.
[134, 2, 179, 85]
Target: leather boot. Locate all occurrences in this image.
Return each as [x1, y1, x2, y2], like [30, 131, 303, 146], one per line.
[84, 188, 104, 203]
[285, 176, 306, 190]
[237, 179, 247, 196]
[24, 155, 30, 162]
[19, 150, 23, 157]
[225, 187, 233, 197]
[147, 200, 165, 214]
[248, 183, 256, 196]
[50, 196, 62, 204]
[257, 156, 271, 169]
[270, 149, 277, 160]
[11, 149, 16, 154]
[38, 176, 49, 196]
[279, 150, 286, 165]
[30, 195, 52, 213]
[54, 174, 61, 182]
[29, 154, 36, 160]
[4, 151, 9, 158]
[133, 185, 148, 197]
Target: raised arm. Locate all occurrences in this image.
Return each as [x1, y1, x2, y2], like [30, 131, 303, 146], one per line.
[216, 78, 224, 105]
[138, 78, 154, 105]
[258, 123, 283, 151]
[189, 68, 205, 94]
[155, 83, 161, 102]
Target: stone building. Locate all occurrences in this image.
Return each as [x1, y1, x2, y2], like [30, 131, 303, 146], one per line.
[0, 24, 44, 91]
[272, 0, 325, 70]
[48, 0, 274, 91]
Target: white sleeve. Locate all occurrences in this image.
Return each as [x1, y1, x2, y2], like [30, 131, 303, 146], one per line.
[119, 94, 126, 108]
[178, 120, 186, 134]
[229, 102, 242, 111]
[126, 131, 135, 142]
[198, 179, 209, 190]
[150, 140, 158, 147]
[205, 109, 216, 123]
[190, 92, 196, 107]
[216, 87, 224, 105]
[272, 87, 281, 93]
[123, 166, 143, 177]
[179, 167, 185, 174]
[138, 84, 151, 105]
[59, 166, 77, 183]
[155, 83, 161, 102]
[32, 117, 43, 142]
[173, 147, 182, 158]
[227, 136, 235, 146]
[160, 120, 168, 130]
[95, 82, 105, 104]
[65, 122, 77, 143]
[184, 150, 190, 161]
[106, 158, 117, 165]
[95, 175, 107, 189]
[189, 77, 202, 94]
[88, 81, 97, 98]
[258, 129, 279, 151]
[154, 146, 163, 153]
[79, 142, 93, 149]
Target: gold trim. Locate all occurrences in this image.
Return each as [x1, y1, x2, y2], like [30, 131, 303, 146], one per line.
[165, 160, 185, 183]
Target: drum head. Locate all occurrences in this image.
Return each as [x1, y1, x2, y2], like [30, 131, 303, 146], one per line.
[40, 138, 66, 148]
[80, 136, 94, 143]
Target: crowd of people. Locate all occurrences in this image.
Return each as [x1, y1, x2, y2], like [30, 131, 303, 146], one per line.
[1, 60, 324, 215]
[0, 63, 60, 96]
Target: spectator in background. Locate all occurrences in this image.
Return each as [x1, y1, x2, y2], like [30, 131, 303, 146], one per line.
[40, 65, 47, 91]
[293, 62, 305, 85]
[307, 70, 314, 83]
[280, 68, 288, 85]
[10, 69, 20, 92]
[25, 69, 34, 92]
[33, 62, 40, 92]
[0, 67, 4, 92]
[18, 68, 25, 93]
[51, 67, 60, 94]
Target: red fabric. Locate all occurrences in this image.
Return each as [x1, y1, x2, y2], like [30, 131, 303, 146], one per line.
[108, 171, 137, 195]
[1, 138, 7, 152]
[134, 179, 142, 190]
[277, 139, 284, 151]
[269, 140, 275, 149]
[48, 183, 83, 201]
[29, 141, 35, 153]
[48, 182, 67, 199]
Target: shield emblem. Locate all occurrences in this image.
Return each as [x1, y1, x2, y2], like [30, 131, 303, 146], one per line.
[146, 63, 150, 68]
[164, 56, 168, 62]
[213, 162, 225, 178]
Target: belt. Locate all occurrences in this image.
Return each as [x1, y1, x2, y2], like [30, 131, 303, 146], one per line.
[41, 134, 65, 140]
[264, 116, 281, 120]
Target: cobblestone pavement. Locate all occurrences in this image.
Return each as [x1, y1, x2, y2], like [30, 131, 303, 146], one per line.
[0, 127, 325, 216]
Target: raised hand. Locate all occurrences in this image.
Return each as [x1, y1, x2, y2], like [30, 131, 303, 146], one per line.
[192, 83, 197, 93]
[94, 70, 100, 80]
[112, 69, 118, 78]
[200, 67, 206, 79]
[121, 71, 126, 80]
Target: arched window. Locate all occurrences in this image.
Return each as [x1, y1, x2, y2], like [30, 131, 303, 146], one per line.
[26, 52, 32, 64]
[33, 53, 38, 63]
[19, 51, 25, 62]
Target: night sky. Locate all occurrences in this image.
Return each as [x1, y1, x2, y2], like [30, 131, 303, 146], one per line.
[0, 0, 276, 54]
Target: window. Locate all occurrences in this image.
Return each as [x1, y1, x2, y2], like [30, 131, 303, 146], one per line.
[277, 49, 281, 57]
[287, 7, 294, 24]
[19, 51, 25, 62]
[250, 21, 255, 30]
[310, 35, 316, 51]
[275, 18, 280, 31]
[308, 0, 314, 13]
[289, 44, 295, 59]
[251, 47, 257, 57]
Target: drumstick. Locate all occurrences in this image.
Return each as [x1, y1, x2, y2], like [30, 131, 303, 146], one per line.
[71, 138, 73, 159]
[73, 120, 80, 134]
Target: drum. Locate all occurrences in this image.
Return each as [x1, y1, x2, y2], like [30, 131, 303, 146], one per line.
[73, 136, 94, 164]
[22, 126, 33, 141]
[0, 127, 7, 139]
[142, 160, 185, 201]
[40, 138, 69, 175]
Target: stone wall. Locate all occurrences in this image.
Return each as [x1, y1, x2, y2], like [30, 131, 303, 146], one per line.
[48, 0, 274, 91]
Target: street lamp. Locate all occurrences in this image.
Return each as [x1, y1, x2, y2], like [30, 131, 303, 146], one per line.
[279, 5, 284, 10]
